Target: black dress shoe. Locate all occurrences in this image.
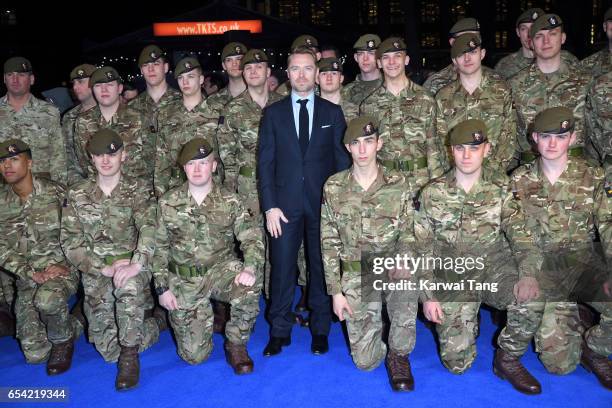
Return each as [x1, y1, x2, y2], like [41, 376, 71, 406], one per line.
[263, 337, 291, 357]
[311, 335, 329, 355]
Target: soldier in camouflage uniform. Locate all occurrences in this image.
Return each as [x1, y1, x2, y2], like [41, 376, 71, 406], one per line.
[128, 45, 181, 136]
[509, 14, 593, 166]
[217, 49, 281, 299]
[0, 57, 67, 335]
[63, 64, 97, 186]
[321, 116, 420, 391]
[0, 57, 66, 183]
[74, 67, 153, 183]
[153, 138, 264, 374]
[585, 70, 612, 179]
[203, 42, 248, 117]
[415, 120, 542, 394]
[423, 18, 495, 97]
[494, 8, 578, 80]
[435, 34, 517, 173]
[0, 140, 82, 375]
[342, 34, 383, 106]
[580, 7, 612, 78]
[61, 129, 163, 391]
[497, 107, 612, 391]
[276, 35, 321, 96]
[361, 37, 448, 190]
[154, 57, 221, 197]
[317, 57, 359, 122]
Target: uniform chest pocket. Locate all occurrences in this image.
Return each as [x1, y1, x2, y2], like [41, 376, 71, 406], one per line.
[108, 204, 135, 231]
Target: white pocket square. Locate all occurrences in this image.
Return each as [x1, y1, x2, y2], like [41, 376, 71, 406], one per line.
[321, 124, 332, 128]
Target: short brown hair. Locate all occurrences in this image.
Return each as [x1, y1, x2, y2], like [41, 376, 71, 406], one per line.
[287, 45, 317, 67]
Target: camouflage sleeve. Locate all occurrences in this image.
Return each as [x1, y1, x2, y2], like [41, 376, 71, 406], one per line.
[49, 108, 67, 184]
[594, 177, 612, 263]
[434, 96, 449, 156]
[217, 108, 239, 192]
[233, 196, 265, 272]
[61, 113, 85, 186]
[131, 185, 157, 269]
[500, 182, 542, 278]
[320, 186, 343, 296]
[492, 89, 518, 172]
[73, 116, 94, 179]
[426, 98, 449, 178]
[151, 201, 170, 290]
[509, 77, 530, 155]
[0, 221, 34, 280]
[60, 189, 91, 273]
[154, 122, 173, 197]
[412, 187, 435, 283]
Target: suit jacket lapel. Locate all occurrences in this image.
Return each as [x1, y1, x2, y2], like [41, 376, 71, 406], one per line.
[284, 96, 301, 156]
[306, 96, 322, 157]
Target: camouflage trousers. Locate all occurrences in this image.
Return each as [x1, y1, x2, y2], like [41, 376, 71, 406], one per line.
[584, 301, 612, 357]
[342, 272, 418, 371]
[167, 259, 261, 365]
[498, 300, 583, 374]
[82, 270, 159, 362]
[15, 272, 82, 363]
[436, 260, 517, 374]
[0, 270, 15, 311]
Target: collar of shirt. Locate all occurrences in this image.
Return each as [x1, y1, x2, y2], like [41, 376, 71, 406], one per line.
[291, 90, 315, 137]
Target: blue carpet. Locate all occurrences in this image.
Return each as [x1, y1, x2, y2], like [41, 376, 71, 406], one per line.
[1, 295, 610, 408]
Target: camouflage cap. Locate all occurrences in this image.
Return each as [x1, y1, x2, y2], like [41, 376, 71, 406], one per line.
[449, 17, 480, 37]
[89, 66, 122, 87]
[451, 33, 482, 59]
[344, 116, 379, 144]
[353, 34, 381, 51]
[4, 56, 32, 74]
[533, 107, 575, 134]
[516, 8, 545, 27]
[240, 49, 269, 69]
[291, 35, 319, 51]
[174, 57, 201, 78]
[0, 139, 31, 160]
[605, 7, 612, 22]
[70, 64, 97, 81]
[178, 138, 213, 166]
[376, 37, 407, 59]
[318, 57, 343, 73]
[449, 119, 488, 145]
[529, 14, 563, 38]
[87, 129, 124, 155]
[221, 42, 248, 60]
[138, 45, 165, 66]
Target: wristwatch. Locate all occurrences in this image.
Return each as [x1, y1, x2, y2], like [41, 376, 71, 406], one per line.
[155, 286, 169, 296]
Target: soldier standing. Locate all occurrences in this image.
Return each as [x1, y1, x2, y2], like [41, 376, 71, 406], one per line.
[361, 37, 448, 190]
[155, 57, 222, 197]
[153, 138, 264, 374]
[63, 64, 97, 186]
[74, 67, 152, 182]
[61, 129, 164, 391]
[416, 120, 542, 394]
[0, 140, 82, 375]
[509, 14, 593, 165]
[129, 45, 181, 135]
[494, 8, 578, 80]
[321, 116, 420, 391]
[580, 7, 612, 78]
[435, 34, 517, 173]
[342, 34, 383, 106]
[497, 107, 612, 391]
[203, 42, 248, 117]
[317, 57, 359, 123]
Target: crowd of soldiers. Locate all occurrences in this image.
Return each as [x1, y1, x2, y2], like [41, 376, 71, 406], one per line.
[0, 5, 610, 395]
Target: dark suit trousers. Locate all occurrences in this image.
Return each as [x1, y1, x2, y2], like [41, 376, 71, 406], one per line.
[268, 196, 331, 338]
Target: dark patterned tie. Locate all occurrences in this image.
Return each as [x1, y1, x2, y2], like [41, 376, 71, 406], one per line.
[297, 99, 309, 156]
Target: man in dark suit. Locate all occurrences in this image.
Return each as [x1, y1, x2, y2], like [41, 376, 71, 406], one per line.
[258, 46, 350, 356]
